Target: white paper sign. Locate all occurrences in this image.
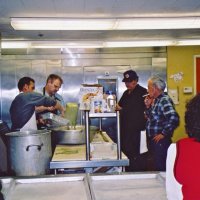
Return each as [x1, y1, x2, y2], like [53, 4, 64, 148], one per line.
[140, 130, 148, 154]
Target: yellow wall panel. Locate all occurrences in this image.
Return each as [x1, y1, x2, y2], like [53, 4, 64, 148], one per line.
[167, 46, 200, 142]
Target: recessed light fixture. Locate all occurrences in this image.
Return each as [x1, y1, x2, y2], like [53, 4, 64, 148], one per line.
[10, 17, 200, 30]
[2, 39, 200, 49]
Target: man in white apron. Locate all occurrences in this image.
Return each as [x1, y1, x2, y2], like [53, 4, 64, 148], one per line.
[10, 77, 64, 131]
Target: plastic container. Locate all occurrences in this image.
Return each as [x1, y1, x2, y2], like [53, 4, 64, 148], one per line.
[65, 102, 79, 126]
[106, 91, 116, 112]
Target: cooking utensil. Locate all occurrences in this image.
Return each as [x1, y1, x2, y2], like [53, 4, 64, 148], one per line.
[6, 130, 52, 176]
[51, 125, 98, 145]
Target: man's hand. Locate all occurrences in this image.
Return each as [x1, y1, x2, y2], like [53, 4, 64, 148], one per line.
[153, 133, 164, 143]
[54, 101, 65, 117]
[144, 96, 154, 108]
[35, 106, 55, 113]
[115, 104, 122, 111]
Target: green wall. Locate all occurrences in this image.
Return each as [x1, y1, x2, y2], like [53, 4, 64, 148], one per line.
[167, 46, 200, 142]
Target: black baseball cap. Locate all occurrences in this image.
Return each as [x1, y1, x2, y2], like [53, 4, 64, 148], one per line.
[122, 70, 138, 82]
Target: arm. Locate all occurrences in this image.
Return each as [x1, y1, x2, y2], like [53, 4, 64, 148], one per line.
[54, 101, 65, 117]
[35, 106, 55, 113]
[161, 98, 179, 136]
[153, 98, 179, 143]
[31, 92, 65, 116]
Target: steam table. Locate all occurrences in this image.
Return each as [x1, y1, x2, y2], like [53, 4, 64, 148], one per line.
[50, 131, 129, 174]
[50, 111, 129, 173]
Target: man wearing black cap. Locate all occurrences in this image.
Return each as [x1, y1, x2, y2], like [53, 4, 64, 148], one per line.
[116, 70, 147, 172]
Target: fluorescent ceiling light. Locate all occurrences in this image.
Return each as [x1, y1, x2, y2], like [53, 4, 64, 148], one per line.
[2, 40, 103, 49]
[11, 18, 115, 30]
[11, 17, 200, 30]
[1, 41, 31, 48]
[176, 39, 200, 46]
[116, 17, 200, 30]
[104, 40, 174, 47]
[2, 39, 200, 49]
[31, 41, 103, 48]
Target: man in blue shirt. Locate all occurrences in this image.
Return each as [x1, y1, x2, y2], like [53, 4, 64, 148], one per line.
[42, 74, 65, 115]
[10, 77, 64, 131]
[144, 75, 179, 171]
[36, 74, 65, 129]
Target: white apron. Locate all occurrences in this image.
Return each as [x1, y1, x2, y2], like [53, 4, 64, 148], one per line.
[20, 111, 37, 131]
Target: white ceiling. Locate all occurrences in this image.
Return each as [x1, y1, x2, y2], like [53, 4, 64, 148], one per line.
[1, 0, 200, 43]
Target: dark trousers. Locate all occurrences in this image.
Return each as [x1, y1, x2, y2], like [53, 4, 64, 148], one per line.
[148, 136, 171, 171]
[125, 152, 148, 172]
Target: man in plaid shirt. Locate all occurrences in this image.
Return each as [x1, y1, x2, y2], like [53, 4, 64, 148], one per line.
[144, 75, 179, 171]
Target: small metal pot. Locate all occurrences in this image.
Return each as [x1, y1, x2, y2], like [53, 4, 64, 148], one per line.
[51, 125, 98, 145]
[6, 130, 52, 176]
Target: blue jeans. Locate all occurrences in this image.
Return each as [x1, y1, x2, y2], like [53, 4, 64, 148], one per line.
[148, 136, 171, 171]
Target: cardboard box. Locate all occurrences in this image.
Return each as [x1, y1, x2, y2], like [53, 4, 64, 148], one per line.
[79, 84, 103, 110]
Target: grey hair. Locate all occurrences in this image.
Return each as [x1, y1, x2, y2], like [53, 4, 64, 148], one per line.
[149, 75, 166, 91]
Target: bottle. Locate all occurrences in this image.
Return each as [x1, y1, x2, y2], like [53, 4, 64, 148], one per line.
[106, 91, 116, 112]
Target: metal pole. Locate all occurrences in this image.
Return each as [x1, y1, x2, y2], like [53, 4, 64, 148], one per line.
[116, 110, 121, 159]
[99, 117, 102, 131]
[80, 110, 83, 125]
[84, 110, 90, 160]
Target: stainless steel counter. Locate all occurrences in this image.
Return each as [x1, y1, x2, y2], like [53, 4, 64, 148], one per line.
[89, 172, 167, 200]
[0, 172, 167, 200]
[1, 175, 91, 200]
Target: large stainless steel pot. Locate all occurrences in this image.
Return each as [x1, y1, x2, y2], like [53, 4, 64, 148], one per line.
[6, 130, 52, 176]
[51, 125, 98, 145]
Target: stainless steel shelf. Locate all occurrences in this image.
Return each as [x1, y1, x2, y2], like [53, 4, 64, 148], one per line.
[89, 112, 116, 118]
[50, 159, 129, 169]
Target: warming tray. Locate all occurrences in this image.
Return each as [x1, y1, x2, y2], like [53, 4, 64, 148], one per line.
[1, 175, 91, 200]
[88, 172, 167, 200]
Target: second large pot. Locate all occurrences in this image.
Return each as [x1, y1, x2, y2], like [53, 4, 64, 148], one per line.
[6, 130, 52, 176]
[51, 125, 98, 145]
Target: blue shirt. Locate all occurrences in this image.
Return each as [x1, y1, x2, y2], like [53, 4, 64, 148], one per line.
[42, 87, 65, 115]
[145, 93, 179, 138]
[10, 92, 57, 131]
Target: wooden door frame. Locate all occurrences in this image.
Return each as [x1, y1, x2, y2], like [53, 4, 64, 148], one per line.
[194, 55, 200, 95]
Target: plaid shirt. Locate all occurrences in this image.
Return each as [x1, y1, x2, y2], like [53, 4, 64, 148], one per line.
[145, 93, 179, 138]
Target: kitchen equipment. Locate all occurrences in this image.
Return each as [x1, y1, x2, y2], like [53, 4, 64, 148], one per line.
[65, 102, 79, 127]
[106, 91, 116, 112]
[90, 142, 117, 159]
[51, 125, 98, 145]
[0, 175, 91, 200]
[90, 173, 167, 200]
[0, 120, 10, 145]
[6, 130, 52, 176]
[41, 112, 69, 127]
[0, 173, 166, 200]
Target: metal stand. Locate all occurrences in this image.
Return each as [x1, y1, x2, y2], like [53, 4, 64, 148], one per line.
[116, 110, 121, 159]
[50, 110, 129, 172]
[84, 110, 90, 160]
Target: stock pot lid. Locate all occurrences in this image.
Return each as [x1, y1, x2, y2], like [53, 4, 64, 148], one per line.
[6, 130, 50, 137]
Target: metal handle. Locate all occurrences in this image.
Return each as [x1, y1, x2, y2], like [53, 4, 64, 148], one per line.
[26, 143, 44, 151]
